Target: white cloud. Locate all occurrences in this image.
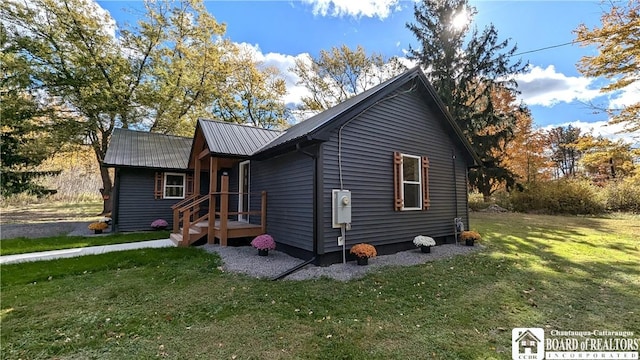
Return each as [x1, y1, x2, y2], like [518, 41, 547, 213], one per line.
[301, 0, 401, 19]
[609, 80, 640, 109]
[515, 65, 602, 107]
[542, 120, 640, 146]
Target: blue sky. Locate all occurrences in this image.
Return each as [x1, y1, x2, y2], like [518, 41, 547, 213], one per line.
[97, 0, 639, 143]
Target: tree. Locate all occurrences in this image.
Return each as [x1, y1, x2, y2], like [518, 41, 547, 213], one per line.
[212, 45, 290, 129]
[547, 125, 582, 178]
[292, 44, 406, 117]
[574, 135, 639, 184]
[407, 0, 527, 201]
[575, 0, 639, 132]
[499, 103, 550, 184]
[0, 24, 68, 196]
[1, 0, 281, 211]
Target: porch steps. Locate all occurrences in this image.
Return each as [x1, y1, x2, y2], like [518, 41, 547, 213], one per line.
[169, 224, 209, 247]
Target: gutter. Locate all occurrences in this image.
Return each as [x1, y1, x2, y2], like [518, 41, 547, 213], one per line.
[271, 142, 319, 281]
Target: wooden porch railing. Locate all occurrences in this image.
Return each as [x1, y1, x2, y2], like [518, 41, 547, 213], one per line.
[173, 194, 209, 242]
[171, 190, 267, 246]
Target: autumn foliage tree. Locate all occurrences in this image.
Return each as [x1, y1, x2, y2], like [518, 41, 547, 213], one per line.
[574, 135, 639, 184]
[575, 0, 639, 132]
[1, 0, 289, 211]
[499, 106, 550, 184]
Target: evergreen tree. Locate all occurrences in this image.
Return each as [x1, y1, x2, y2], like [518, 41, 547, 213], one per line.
[407, 0, 527, 201]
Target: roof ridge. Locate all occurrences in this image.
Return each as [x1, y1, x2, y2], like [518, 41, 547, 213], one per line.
[198, 118, 284, 133]
[114, 127, 192, 140]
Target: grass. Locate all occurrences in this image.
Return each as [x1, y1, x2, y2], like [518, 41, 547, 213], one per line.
[1, 212, 639, 359]
[0, 200, 103, 224]
[0, 231, 171, 256]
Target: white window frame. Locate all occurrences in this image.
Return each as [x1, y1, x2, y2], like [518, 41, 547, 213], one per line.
[401, 154, 423, 211]
[238, 160, 250, 222]
[163, 172, 186, 199]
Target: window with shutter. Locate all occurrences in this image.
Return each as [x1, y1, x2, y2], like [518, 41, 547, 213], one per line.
[393, 152, 430, 211]
[163, 173, 186, 199]
[154, 172, 164, 199]
[421, 156, 430, 209]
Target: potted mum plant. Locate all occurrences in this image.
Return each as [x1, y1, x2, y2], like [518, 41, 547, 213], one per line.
[151, 219, 168, 230]
[349, 243, 377, 266]
[88, 221, 108, 234]
[413, 235, 436, 253]
[251, 234, 276, 256]
[460, 231, 481, 246]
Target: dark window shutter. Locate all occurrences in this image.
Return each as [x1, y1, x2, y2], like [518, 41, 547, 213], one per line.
[421, 156, 430, 210]
[154, 172, 164, 199]
[393, 152, 403, 211]
[185, 174, 194, 197]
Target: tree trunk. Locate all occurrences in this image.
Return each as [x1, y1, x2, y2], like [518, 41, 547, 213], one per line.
[99, 166, 113, 215]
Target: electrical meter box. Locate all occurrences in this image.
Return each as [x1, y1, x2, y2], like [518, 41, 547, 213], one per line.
[332, 189, 352, 226]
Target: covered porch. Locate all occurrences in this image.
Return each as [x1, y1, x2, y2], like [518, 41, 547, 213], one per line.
[169, 148, 266, 247]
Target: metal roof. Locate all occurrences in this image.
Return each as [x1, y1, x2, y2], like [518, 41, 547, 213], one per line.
[254, 66, 480, 166]
[104, 128, 192, 169]
[198, 119, 283, 156]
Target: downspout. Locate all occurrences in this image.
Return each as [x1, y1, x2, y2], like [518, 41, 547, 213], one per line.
[113, 168, 121, 232]
[452, 150, 458, 219]
[271, 142, 318, 280]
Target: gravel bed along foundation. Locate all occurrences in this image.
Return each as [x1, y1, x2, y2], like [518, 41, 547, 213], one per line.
[201, 243, 482, 281]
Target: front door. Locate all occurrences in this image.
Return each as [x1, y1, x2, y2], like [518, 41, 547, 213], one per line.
[238, 161, 250, 222]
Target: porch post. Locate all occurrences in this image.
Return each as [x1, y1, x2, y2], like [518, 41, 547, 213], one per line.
[220, 173, 229, 246]
[194, 157, 201, 196]
[207, 157, 218, 244]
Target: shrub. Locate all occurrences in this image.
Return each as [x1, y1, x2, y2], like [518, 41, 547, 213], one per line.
[604, 179, 640, 213]
[509, 179, 605, 215]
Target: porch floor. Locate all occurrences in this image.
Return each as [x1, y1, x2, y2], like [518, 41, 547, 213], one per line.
[213, 220, 264, 245]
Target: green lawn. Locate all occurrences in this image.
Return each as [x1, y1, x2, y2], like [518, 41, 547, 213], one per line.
[0, 231, 171, 256]
[1, 213, 638, 359]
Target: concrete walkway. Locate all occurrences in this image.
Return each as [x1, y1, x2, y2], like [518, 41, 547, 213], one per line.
[0, 239, 176, 265]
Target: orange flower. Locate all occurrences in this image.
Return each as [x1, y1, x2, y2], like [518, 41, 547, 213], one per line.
[88, 222, 108, 231]
[349, 243, 377, 258]
[460, 231, 481, 241]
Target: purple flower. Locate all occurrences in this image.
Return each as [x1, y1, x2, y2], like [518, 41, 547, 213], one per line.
[251, 234, 276, 250]
[151, 219, 168, 229]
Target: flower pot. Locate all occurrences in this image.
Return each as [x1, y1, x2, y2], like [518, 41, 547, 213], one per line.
[356, 256, 368, 266]
[94, 230, 103, 234]
[420, 245, 431, 253]
[465, 239, 475, 246]
[258, 249, 269, 256]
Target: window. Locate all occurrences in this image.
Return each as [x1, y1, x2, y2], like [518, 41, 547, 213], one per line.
[402, 155, 421, 209]
[163, 173, 186, 199]
[393, 152, 430, 211]
[154, 172, 193, 199]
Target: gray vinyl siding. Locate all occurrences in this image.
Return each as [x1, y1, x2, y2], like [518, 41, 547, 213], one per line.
[115, 168, 187, 232]
[320, 85, 470, 253]
[250, 152, 314, 251]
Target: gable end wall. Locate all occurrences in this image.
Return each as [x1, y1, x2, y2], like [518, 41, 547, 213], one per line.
[320, 85, 470, 254]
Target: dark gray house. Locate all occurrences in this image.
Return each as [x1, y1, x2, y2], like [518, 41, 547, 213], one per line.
[104, 67, 480, 265]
